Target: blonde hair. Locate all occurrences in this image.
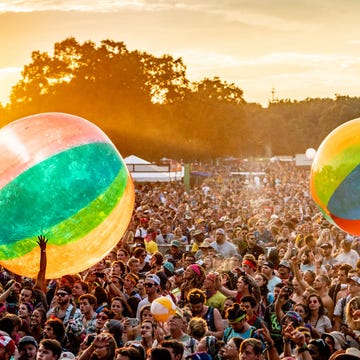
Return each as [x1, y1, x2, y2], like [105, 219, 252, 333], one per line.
[346, 296, 360, 331]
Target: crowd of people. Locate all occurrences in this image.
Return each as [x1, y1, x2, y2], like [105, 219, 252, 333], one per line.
[1, 159, 360, 360]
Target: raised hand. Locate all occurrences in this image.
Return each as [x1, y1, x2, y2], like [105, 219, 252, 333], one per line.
[37, 235, 48, 251]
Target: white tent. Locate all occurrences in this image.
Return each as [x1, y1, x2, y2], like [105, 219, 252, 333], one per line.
[124, 155, 150, 165]
[124, 155, 183, 182]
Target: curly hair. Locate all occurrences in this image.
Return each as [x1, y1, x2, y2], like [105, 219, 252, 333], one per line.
[187, 288, 206, 305]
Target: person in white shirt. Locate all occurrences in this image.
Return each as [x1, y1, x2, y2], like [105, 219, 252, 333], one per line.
[210, 228, 238, 258]
[335, 239, 359, 268]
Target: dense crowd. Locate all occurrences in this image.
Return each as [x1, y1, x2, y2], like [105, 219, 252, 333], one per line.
[1, 160, 360, 360]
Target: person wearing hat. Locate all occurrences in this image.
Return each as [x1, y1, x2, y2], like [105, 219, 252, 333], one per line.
[135, 274, 161, 320]
[331, 347, 360, 360]
[171, 268, 184, 303]
[334, 276, 360, 331]
[163, 261, 175, 278]
[18, 336, 38, 360]
[277, 260, 292, 282]
[169, 240, 184, 262]
[321, 331, 347, 353]
[195, 241, 212, 259]
[0, 335, 16, 360]
[191, 229, 206, 253]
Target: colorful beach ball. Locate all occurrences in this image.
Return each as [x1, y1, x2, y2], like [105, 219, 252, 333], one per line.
[310, 117, 360, 235]
[0, 113, 134, 278]
[150, 296, 177, 322]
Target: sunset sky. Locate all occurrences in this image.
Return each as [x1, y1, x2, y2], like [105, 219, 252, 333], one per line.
[1, 0, 360, 107]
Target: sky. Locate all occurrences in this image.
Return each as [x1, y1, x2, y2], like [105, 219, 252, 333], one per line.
[0, 0, 360, 107]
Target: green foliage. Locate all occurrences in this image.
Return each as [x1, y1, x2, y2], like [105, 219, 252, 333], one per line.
[3, 37, 360, 161]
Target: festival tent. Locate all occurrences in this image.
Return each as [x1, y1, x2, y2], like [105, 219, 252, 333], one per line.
[124, 155, 184, 182]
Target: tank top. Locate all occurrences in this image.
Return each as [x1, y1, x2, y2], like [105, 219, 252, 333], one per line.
[204, 306, 216, 331]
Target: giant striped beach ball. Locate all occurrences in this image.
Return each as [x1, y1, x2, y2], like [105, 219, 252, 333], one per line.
[310, 117, 360, 235]
[0, 113, 134, 278]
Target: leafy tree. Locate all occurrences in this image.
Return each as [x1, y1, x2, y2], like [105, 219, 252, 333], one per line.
[4, 37, 360, 160]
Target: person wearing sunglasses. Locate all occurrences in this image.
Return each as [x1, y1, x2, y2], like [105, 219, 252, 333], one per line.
[136, 275, 161, 320]
[305, 294, 332, 336]
[95, 309, 115, 334]
[46, 286, 84, 354]
[46, 286, 83, 333]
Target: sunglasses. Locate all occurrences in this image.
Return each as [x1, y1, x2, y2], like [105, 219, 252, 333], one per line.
[308, 300, 318, 304]
[144, 283, 155, 288]
[57, 292, 68, 297]
[97, 315, 109, 320]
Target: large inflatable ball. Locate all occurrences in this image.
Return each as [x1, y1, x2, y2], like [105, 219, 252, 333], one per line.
[150, 296, 177, 322]
[0, 113, 134, 278]
[310, 117, 360, 235]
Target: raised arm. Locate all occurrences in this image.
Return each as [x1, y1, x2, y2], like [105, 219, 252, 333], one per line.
[34, 235, 47, 293]
[291, 256, 309, 291]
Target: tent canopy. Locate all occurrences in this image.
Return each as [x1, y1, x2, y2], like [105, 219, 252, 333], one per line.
[124, 155, 183, 182]
[124, 155, 150, 165]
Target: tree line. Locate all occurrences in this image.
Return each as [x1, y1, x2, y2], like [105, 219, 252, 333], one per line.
[1, 37, 360, 161]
